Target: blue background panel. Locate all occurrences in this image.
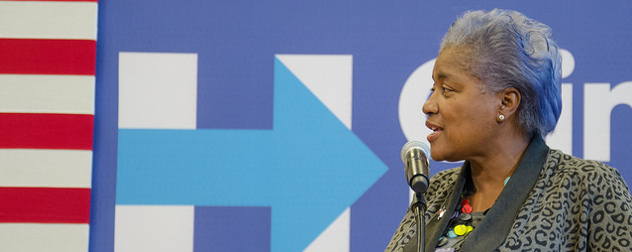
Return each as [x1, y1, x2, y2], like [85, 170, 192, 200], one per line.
[92, 1, 632, 251]
[194, 206, 271, 252]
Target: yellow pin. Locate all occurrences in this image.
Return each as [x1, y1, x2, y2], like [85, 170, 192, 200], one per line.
[466, 225, 473, 234]
[454, 225, 467, 236]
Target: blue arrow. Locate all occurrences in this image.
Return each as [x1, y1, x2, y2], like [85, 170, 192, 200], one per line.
[117, 57, 388, 251]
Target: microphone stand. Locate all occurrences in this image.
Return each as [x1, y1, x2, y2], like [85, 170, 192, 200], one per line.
[401, 141, 430, 252]
[412, 192, 427, 252]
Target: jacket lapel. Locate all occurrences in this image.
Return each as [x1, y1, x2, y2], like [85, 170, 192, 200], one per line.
[460, 136, 549, 252]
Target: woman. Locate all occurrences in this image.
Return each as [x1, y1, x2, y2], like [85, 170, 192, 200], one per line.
[386, 9, 632, 252]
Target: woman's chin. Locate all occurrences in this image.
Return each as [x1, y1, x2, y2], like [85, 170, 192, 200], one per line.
[430, 153, 445, 162]
[430, 150, 461, 163]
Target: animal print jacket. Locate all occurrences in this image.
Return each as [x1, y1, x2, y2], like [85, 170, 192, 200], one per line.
[385, 136, 632, 252]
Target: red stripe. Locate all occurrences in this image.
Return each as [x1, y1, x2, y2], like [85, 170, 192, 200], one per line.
[0, 113, 94, 150]
[0, 187, 91, 224]
[0, 39, 96, 75]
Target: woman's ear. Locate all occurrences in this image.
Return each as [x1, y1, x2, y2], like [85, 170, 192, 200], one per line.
[498, 87, 521, 119]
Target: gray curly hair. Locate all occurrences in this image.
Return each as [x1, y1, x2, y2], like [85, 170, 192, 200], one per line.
[441, 9, 562, 137]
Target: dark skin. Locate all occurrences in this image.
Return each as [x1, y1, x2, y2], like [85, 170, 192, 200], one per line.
[469, 89, 529, 212]
[423, 47, 531, 212]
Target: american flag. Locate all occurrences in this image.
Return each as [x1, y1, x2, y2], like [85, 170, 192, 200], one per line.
[0, 0, 97, 251]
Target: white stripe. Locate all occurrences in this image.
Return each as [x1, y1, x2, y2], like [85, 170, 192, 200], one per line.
[0, 223, 89, 252]
[115, 205, 194, 252]
[0, 75, 95, 115]
[0, 149, 92, 188]
[0, 1, 97, 40]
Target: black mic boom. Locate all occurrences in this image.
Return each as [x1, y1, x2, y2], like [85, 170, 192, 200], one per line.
[401, 141, 431, 194]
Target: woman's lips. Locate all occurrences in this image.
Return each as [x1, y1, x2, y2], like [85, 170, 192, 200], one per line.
[427, 127, 442, 142]
[425, 122, 443, 142]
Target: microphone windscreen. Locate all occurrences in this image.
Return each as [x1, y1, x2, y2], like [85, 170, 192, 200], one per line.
[401, 141, 431, 163]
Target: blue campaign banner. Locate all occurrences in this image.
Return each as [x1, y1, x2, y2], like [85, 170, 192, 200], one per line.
[91, 1, 632, 251]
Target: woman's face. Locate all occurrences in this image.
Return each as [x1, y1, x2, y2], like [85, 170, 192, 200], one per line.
[423, 47, 501, 162]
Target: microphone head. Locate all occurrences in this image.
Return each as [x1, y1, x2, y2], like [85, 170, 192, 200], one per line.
[400, 141, 430, 163]
[401, 141, 431, 194]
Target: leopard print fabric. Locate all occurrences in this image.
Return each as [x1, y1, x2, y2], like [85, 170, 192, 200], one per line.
[500, 150, 632, 251]
[385, 149, 632, 252]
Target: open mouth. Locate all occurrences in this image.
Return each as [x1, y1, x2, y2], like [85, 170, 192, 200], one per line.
[426, 122, 443, 142]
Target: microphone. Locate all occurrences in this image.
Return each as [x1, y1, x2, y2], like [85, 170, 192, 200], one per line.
[401, 141, 431, 194]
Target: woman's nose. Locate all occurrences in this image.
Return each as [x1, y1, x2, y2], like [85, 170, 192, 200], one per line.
[422, 93, 437, 115]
